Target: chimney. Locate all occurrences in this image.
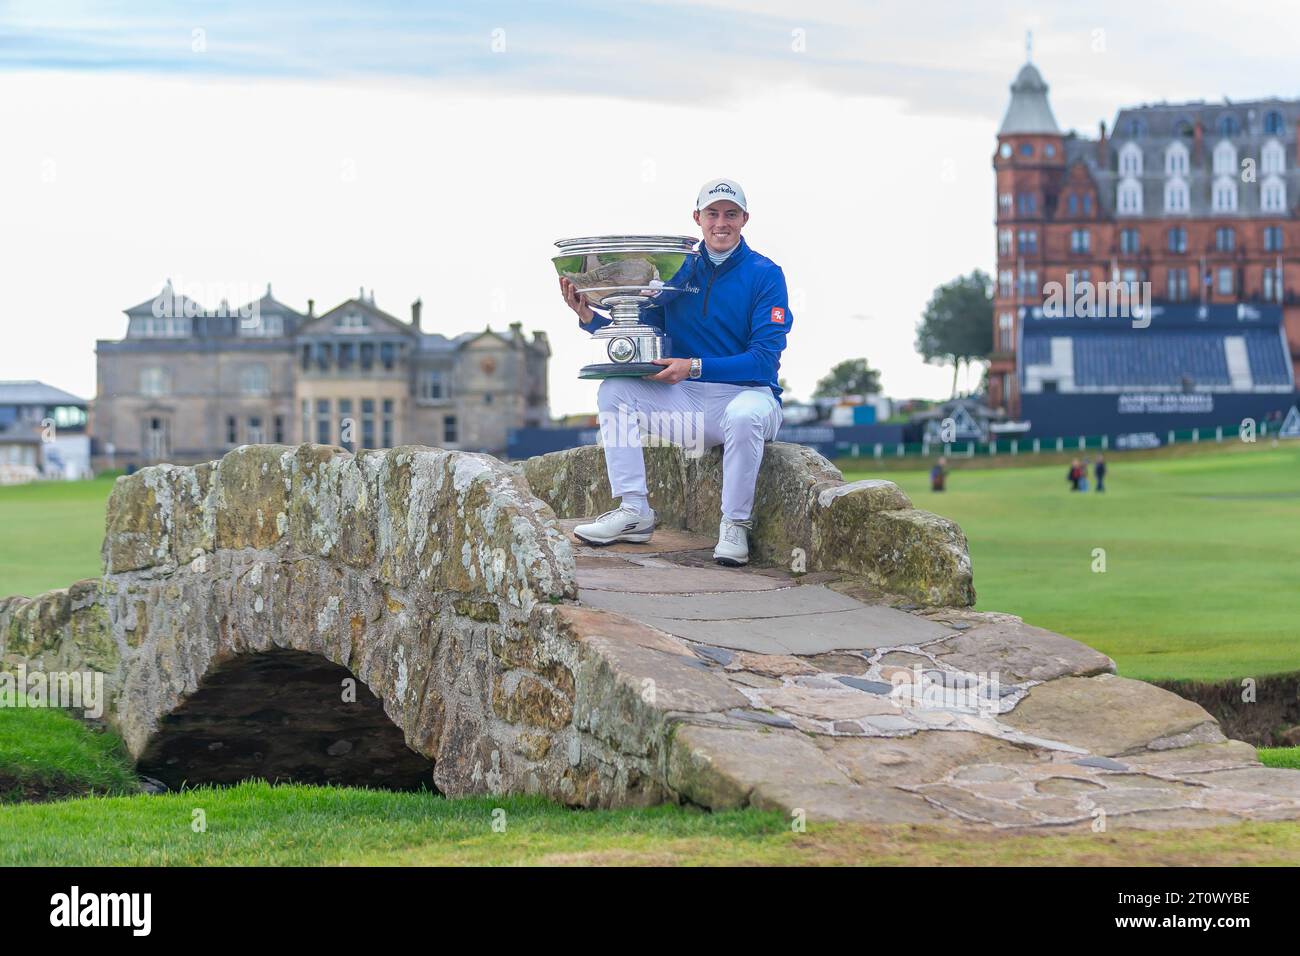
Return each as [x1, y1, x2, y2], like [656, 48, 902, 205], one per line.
[1193, 119, 1204, 167]
[307, 298, 315, 318]
[1097, 120, 1108, 166]
[411, 298, 422, 330]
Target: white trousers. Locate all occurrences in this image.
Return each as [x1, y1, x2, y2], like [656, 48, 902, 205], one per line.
[595, 378, 783, 521]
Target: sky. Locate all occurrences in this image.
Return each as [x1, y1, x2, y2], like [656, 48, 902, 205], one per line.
[3, 0, 1299, 415]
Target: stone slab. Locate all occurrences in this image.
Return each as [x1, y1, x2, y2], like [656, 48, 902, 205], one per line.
[628, 605, 953, 655]
[577, 565, 788, 594]
[578, 583, 865, 620]
[1001, 673, 1224, 757]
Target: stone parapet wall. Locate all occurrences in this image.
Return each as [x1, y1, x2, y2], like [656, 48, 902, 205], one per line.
[519, 442, 974, 607]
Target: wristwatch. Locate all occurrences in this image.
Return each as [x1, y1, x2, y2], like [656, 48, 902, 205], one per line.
[688, 357, 702, 380]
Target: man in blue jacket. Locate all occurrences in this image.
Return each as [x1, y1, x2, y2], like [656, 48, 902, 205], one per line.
[558, 178, 791, 566]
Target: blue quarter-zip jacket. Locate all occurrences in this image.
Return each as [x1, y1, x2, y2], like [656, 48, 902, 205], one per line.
[579, 235, 792, 404]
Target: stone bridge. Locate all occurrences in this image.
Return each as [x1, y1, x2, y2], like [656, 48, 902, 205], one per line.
[2, 441, 1298, 830]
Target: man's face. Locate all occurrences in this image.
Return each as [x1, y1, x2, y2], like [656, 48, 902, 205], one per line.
[693, 201, 748, 253]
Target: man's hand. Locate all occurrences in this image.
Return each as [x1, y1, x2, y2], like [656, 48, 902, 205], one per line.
[644, 357, 692, 384]
[559, 277, 595, 324]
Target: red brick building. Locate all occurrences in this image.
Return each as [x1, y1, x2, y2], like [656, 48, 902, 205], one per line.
[991, 60, 1300, 417]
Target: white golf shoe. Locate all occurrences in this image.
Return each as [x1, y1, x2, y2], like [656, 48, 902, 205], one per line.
[573, 504, 656, 545]
[713, 516, 752, 566]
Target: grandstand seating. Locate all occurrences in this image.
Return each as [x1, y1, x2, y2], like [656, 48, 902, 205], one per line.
[1021, 326, 1293, 390]
[1243, 329, 1292, 386]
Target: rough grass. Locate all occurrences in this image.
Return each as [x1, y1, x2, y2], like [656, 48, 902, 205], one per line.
[0, 779, 1298, 866]
[844, 443, 1300, 682]
[0, 699, 139, 802]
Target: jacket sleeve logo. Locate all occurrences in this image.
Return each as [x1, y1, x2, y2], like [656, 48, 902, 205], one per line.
[770, 307, 786, 324]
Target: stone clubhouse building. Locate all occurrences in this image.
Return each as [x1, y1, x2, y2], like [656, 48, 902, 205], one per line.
[91, 283, 552, 470]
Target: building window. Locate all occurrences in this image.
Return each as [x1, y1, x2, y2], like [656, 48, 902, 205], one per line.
[1264, 110, 1284, 135]
[382, 399, 394, 448]
[998, 229, 1011, 256]
[443, 415, 458, 444]
[1261, 176, 1287, 213]
[1213, 140, 1237, 176]
[1070, 229, 1090, 253]
[338, 399, 353, 449]
[1167, 268, 1189, 302]
[1264, 226, 1284, 252]
[1068, 194, 1078, 216]
[241, 314, 283, 337]
[240, 364, 269, 396]
[337, 313, 367, 331]
[1017, 229, 1037, 254]
[1165, 142, 1189, 176]
[316, 399, 331, 444]
[361, 398, 375, 447]
[1167, 227, 1187, 253]
[998, 193, 1012, 215]
[1164, 178, 1189, 213]
[274, 415, 285, 443]
[130, 316, 192, 338]
[1017, 270, 1039, 299]
[1016, 192, 1037, 215]
[338, 343, 355, 371]
[1019, 143, 1033, 157]
[301, 399, 310, 443]
[1083, 195, 1093, 215]
[419, 369, 445, 400]
[1117, 180, 1142, 214]
[380, 342, 396, 370]
[1262, 139, 1285, 176]
[1217, 267, 1234, 295]
[1215, 227, 1235, 252]
[247, 416, 264, 444]
[1044, 144, 1056, 158]
[998, 270, 1013, 298]
[1120, 228, 1140, 254]
[360, 343, 375, 370]
[1263, 267, 1284, 302]
[140, 367, 169, 397]
[1119, 142, 1143, 176]
[1217, 114, 1239, 137]
[1212, 176, 1238, 212]
[227, 415, 237, 445]
[998, 312, 1013, 353]
[300, 344, 312, 371]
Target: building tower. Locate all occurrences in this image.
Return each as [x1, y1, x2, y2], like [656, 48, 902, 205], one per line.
[991, 57, 1066, 416]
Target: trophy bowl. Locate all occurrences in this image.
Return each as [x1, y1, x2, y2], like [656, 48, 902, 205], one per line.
[553, 235, 700, 379]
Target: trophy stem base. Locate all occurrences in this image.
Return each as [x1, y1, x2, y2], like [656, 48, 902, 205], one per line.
[578, 363, 662, 380]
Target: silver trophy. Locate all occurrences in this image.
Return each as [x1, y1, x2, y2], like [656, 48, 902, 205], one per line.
[553, 235, 699, 379]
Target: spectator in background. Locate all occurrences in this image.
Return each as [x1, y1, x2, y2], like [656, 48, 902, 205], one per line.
[1079, 457, 1091, 493]
[930, 456, 948, 492]
[1067, 458, 1082, 491]
[1095, 455, 1107, 493]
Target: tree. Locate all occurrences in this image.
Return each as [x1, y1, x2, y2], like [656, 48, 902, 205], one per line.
[812, 358, 881, 399]
[916, 270, 994, 398]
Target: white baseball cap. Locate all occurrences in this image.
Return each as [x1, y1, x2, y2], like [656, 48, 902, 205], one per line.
[696, 178, 747, 212]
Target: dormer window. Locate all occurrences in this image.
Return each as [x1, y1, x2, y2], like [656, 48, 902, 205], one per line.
[1212, 176, 1238, 213]
[1164, 177, 1189, 213]
[1165, 141, 1189, 176]
[1261, 175, 1287, 212]
[1119, 142, 1143, 176]
[1213, 140, 1237, 176]
[1262, 139, 1285, 176]
[1264, 110, 1285, 135]
[337, 313, 367, 332]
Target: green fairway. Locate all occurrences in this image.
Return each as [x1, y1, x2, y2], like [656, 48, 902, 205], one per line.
[0, 473, 117, 598]
[845, 443, 1300, 682]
